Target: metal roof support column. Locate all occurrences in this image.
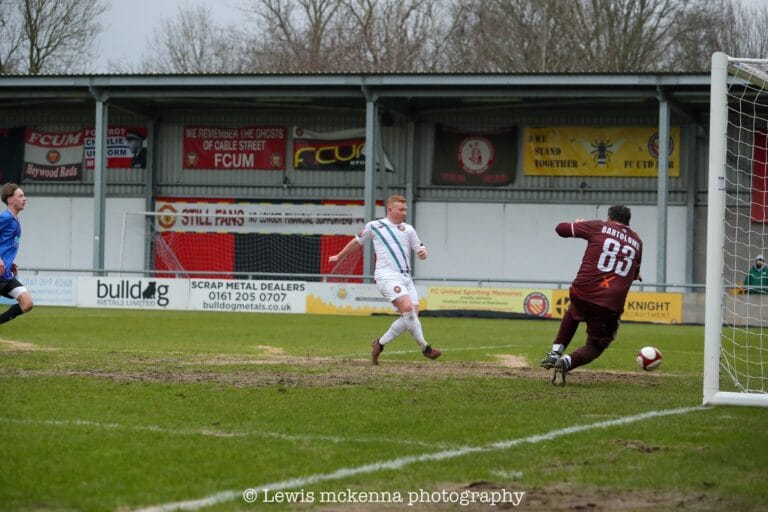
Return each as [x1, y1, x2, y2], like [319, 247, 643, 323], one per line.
[404, 121, 416, 275]
[144, 122, 155, 276]
[362, 85, 378, 281]
[90, 87, 109, 276]
[404, 121, 415, 219]
[656, 87, 670, 291]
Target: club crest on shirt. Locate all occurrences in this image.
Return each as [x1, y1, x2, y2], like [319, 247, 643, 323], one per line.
[394, 286, 402, 294]
[398, 225, 405, 231]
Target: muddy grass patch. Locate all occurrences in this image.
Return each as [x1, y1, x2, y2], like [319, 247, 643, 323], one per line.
[6, 350, 669, 389]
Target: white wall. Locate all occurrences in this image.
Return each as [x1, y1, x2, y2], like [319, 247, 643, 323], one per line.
[17, 196, 145, 272]
[414, 202, 687, 286]
[16, 196, 687, 286]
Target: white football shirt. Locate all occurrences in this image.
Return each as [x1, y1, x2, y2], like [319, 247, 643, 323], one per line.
[355, 217, 423, 280]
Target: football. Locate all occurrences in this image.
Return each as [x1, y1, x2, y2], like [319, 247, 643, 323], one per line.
[636, 346, 662, 371]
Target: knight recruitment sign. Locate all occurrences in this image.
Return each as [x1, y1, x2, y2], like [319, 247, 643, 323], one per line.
[523, 127, 680, 177]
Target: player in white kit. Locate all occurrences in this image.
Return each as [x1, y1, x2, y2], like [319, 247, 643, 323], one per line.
[329, 195, 441, 365]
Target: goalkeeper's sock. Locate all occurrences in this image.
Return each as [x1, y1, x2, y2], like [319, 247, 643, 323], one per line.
[570, 343, 605, 369]
[0, 303, 23, 325]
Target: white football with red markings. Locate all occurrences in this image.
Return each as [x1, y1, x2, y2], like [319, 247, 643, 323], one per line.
[636, 346, 662, 371]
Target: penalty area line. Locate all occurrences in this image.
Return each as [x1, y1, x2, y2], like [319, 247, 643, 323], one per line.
[134, 405, 707, 512]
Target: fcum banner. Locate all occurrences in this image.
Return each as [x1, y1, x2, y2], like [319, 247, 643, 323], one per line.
[182, 126, 286, 170]
[551, 290, 683, 323]
[523, 126, 680, 177]
[432, 125, 517, 186]
[292, 127, 394, 172]
[23, 128, 84, 181]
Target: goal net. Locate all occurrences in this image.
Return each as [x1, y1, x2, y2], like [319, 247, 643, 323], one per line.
[705, 53, 768, 407]
[118, 202, 367, 281]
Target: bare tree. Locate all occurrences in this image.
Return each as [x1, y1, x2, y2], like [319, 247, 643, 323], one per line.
[130, 0, 768, 75]
[336, 0, 446, 72]
[236, 0, 449, 72]
[445, 0, 759, 73]
[135, 4, 248, 73]
[0, 0, 24, 73]
[715, 0, 768, 60]
[443, 0, 573, 72]
[20, 0, 107, 74]
[239, 0, 343, 72]
[564, 0, 691, 72]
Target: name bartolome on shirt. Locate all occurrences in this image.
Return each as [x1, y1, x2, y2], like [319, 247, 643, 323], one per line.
[600, 224, 640, 249]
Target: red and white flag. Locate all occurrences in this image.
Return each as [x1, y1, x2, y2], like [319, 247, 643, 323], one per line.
[23, 128, 84, 181]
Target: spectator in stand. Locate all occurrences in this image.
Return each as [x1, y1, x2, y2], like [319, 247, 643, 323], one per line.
[743, 254, 768, 294]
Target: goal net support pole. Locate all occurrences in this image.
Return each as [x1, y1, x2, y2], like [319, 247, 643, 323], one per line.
[704, 52, 768, 407]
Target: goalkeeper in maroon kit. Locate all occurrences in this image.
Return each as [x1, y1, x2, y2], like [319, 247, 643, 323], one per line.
[541, 205, 643, 385]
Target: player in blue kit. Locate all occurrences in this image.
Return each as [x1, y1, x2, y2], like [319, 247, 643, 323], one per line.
[0, 183, 33, 325]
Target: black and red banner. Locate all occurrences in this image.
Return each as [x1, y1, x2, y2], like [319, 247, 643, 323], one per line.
[432, 125, 517, 186]
[292, 127, 394, 172]
[153, 199, 364, 280]
[293, 127, 366, 171]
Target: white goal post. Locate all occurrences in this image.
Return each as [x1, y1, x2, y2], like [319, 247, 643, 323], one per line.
[704, 52, 768, 407]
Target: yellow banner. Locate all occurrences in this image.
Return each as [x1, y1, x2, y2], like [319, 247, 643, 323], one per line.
[551, 290, 683, 324]
[523, 127, 680, 177]
[426, 287, 553, 317]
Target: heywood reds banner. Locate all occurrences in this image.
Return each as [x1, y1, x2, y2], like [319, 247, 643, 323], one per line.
[23, 128, 84, 181]
[182, 126, 286, 170]
[432, 125, 517, 186]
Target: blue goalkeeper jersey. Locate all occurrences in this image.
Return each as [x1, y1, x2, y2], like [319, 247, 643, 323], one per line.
[0, 209, 21, 280]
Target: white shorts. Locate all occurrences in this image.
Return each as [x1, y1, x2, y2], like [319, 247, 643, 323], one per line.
[376, 275, 418, 305]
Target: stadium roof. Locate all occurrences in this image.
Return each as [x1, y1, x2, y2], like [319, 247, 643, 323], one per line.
[0, 72, 713, 118]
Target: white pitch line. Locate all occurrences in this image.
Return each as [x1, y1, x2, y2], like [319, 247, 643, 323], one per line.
[133, 405, 707, 512]
[0, 417, 450, 449]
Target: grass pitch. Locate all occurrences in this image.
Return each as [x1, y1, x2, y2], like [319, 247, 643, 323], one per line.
[1, 307, 767, 511]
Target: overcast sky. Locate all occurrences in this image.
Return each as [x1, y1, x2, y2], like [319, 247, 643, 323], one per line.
[93, 0, 768, 73]
[93, 0, 242, 72]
